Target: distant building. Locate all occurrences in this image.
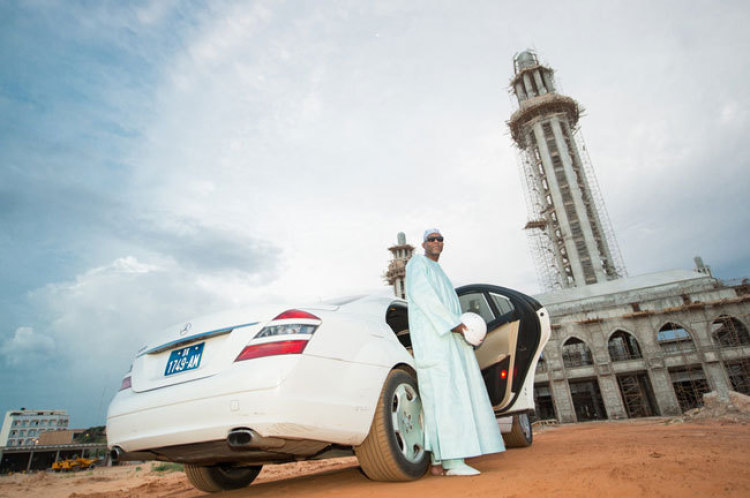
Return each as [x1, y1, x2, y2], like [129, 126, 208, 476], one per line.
[36, 429, 84, 446]
[0, 409, 69, 448]
[383, 232, 415, 299]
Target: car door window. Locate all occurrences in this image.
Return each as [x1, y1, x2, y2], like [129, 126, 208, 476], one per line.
[458, 292, 495, 323]
[490, 293, 515, 318]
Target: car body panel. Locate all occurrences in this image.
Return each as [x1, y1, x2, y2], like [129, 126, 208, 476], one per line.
[130, 303, 332, 392]
[132, 323, 259, 392]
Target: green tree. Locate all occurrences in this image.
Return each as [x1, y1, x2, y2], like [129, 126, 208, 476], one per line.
[74, 426, 106, 444]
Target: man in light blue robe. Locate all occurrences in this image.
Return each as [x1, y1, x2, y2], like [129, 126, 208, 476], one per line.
[405, 228, 505, 476]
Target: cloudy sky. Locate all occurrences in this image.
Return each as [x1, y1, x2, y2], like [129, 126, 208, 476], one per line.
[1, 0, 749, 428]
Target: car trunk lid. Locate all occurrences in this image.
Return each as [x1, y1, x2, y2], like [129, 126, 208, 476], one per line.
[130, 304, 338, 393]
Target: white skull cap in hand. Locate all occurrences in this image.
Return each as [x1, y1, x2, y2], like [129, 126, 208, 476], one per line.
[460, 312, 487, 346]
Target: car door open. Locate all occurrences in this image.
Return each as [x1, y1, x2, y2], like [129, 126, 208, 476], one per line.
[457, 284, 545, 415]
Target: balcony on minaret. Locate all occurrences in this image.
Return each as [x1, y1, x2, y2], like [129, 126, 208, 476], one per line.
[511, 50, 557, 104]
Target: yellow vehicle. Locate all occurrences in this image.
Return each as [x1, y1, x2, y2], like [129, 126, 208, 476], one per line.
[51, 457, 96, 472]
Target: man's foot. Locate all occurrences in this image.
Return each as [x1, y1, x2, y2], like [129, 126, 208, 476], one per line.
[430, 465, 445, 476]
[444, 462, 480, 476]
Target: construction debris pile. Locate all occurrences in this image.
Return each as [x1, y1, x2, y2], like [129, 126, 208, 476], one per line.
[680, 390, 750, 423]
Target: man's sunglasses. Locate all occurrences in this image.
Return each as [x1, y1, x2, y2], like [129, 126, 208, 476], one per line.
[426, 236, 444, 243]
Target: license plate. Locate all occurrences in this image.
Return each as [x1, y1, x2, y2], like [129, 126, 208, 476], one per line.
[164, 342, 205, 376]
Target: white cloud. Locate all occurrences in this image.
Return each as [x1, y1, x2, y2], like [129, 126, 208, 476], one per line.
[96, 256, 160, 275]
[24, 258, 212, 376]
[134, 0, 178, 26]
[0, 327, 55, 366]
[719, 101, 747, 127]
[24, 254, 291, 367]
[0, 252, 299, 424]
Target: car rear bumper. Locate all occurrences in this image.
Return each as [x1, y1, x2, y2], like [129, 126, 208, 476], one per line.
[107, 354, 389, 453]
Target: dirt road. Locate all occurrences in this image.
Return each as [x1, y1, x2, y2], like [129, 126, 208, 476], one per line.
[1, 418, 748, 497]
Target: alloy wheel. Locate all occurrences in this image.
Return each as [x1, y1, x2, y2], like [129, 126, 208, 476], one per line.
[389, 383, 425, 463]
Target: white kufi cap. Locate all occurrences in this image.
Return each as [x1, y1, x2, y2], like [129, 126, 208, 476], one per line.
[460, 312, 487, 346]
[423, 228, 441, 241]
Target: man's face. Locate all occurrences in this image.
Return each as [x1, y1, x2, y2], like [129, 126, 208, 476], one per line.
[422, 232, 444, 258]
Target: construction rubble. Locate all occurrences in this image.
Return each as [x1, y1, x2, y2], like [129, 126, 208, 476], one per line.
[678, 390, 750, 423]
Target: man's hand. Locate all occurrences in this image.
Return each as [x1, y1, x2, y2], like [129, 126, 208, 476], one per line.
[451, 323, 467, 335]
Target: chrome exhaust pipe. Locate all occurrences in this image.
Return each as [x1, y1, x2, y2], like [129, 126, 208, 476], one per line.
[110, 446, 154, 462]
[227, 428, 285, 450]
[227, 428, 254, 448]
[110, 446, 123, 463]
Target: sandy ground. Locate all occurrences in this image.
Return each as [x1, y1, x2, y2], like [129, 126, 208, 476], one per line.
[1, 417, 749, 498]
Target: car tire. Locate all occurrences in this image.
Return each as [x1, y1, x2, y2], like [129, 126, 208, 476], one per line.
[502, 413, 533, 448]
[184, 463, 262, 493]
[354, 368, 429, 481]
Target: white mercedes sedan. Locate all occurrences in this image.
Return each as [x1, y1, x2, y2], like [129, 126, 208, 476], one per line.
[106, 284, 550, 492]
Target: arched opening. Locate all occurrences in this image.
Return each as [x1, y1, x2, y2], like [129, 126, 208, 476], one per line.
[669, 366, 710, 412]
[562, 337, 593, 368]
[657, 323, 695, 354]
[724, 359, 750, 396]
[711, 315, 750, 347]
[533, 382, 557, 421]
[608, 330, 642, 361]
[617, 372, 659, 418]
[568, 378, 607, 421]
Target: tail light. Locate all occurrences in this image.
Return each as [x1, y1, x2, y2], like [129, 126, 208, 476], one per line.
[254, 323, 318, 338]
[235, 340, 309, 362]
[234, 309, 321, 362]
[272, 309, 320, 320]
[119, 376, 132, 391]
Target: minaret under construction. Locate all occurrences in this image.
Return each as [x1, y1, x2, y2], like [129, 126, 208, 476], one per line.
[384, 232, 414, 299]
[508, 50, 626, 291]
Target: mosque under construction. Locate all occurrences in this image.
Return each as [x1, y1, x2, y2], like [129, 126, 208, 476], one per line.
[385, 50, 750, 423]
